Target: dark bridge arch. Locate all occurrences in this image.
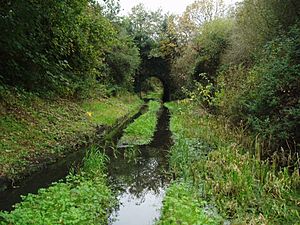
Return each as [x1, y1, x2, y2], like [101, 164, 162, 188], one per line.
[134, 57, 172, 102]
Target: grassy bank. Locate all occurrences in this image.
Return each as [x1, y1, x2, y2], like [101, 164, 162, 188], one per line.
[0, 85, 142, 183]
[0, 147, 115, 224]
[159, 100, 300, 224]
[119, 100, 161, 146]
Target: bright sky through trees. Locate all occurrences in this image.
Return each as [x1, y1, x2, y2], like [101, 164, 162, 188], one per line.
[119, 0, 241, 15]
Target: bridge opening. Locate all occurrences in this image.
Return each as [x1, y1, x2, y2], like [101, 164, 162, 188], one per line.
[139, 77, 170, 102]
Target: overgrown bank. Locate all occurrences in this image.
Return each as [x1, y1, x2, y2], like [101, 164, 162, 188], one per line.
[0, 147, 115, 224]
[119, 100, 161, 146]
[159, 100, 300, 224]
[0, 85, 142, 187]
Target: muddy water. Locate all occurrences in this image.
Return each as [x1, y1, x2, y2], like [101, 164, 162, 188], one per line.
[107, 106, 172, 225]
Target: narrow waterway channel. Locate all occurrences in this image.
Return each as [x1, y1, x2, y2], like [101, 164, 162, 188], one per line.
[107, 106, 172, 225]
[0, 108, 145, 212]
[0, 105, 172, 225]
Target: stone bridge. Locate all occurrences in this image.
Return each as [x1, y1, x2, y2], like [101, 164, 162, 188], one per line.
[134, 57, 173, 102]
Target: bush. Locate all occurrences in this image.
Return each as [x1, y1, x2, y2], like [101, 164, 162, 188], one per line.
[242, 27, 300, 152]
[193, 18, 234, 83]
[105, 25, 141, 89]
[223, 0, 300, 65]
[0, 0, 116, 97]
[216, 26, 300, 155]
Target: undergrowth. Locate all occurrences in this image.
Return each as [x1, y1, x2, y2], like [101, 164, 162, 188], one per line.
[0, 85, 142, 181]
[160, 100, 300, 224]
[0, 147, 116, 225]
[158, 182, 221, 225]
[119, 100, 161, 146]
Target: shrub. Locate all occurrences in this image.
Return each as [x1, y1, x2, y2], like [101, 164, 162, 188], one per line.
[0, 0, 116, 97]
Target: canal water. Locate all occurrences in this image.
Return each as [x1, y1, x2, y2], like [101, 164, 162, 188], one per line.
[0, 105, 172, 225]
[107, 106, 172, 225]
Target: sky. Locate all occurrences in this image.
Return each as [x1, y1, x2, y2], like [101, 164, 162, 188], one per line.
[119, 0, 241, 15]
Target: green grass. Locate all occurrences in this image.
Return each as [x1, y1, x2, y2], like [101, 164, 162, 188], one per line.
[0, 147, 115, 225]
[119, 100, 161, 146]
[82, 92, 142, 126]
[0, 85, 142, 181]
[160, 100, 300, 224]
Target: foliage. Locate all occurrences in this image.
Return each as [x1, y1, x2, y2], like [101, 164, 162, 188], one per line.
[126, 4, 166, 50]
[119, 101, 161, 146]
[216, 26, 300, 156]
[0, 147, 116, 225]
[104, 24, 141, 89]
[0, 0, 119, 97]
[244, 27, 300, 152]
[167, 0, 300, 159]
[167, 18, 233, 98]
[158, 182, 221, 225]
[0, 85, 142, 180]
[99, 0, 121, 22]
[223, 0, 300, 65]
[193, 18, 233, 82]
[164, 100, 300, 224]
[185, 0, 226, 27]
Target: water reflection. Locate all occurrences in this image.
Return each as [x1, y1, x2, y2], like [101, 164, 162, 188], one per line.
[108, 107, 172, 225]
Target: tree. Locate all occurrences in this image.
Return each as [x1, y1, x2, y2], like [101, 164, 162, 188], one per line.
[0, 0, 116, 97]
[170, 0, 227, 45]
[99, 0, 121, 22]
[185, 0, 226, 27]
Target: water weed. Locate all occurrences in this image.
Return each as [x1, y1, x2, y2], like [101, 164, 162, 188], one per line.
[158, 182, 221, 225]
[119, 100, 161, 146]
[0, 147, 115, 225]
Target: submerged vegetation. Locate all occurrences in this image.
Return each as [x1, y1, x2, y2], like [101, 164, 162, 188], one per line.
[119, 100, 161, 146]
[0, 147, 115, 224]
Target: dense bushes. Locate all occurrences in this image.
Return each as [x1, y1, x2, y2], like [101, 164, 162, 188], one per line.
[215, 15, 300, 157]
[215, 28, 300, 152]
[0, 0, 141, 98]
[166, 0, 300, 159]
[241, 28, 300, 151]
[192, 19, 233, 83]
[104, 25, 140, 89]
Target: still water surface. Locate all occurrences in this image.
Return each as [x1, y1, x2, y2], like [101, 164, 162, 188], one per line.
[108, 106, 172, 225]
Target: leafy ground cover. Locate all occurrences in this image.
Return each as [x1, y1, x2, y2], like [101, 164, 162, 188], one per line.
[0, 147, 115, 224]
[0, 85, 142, 182]
[119, 100, 161, 146]
[158, 182, 221, 225]
[159, 100, 300, 224]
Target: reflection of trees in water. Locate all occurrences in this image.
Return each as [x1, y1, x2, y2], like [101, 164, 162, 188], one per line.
[108, 106, 172, 217]
[108, 146, 170, 201]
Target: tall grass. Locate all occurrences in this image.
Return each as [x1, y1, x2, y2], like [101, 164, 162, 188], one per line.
[161, 100, 300, 224]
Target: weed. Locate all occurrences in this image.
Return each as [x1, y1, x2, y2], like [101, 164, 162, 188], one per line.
[0, 147, 116, 225]
[160, 100, 300, 224]
[158, 182, 221, 225]
[119, 100, 161, 146]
